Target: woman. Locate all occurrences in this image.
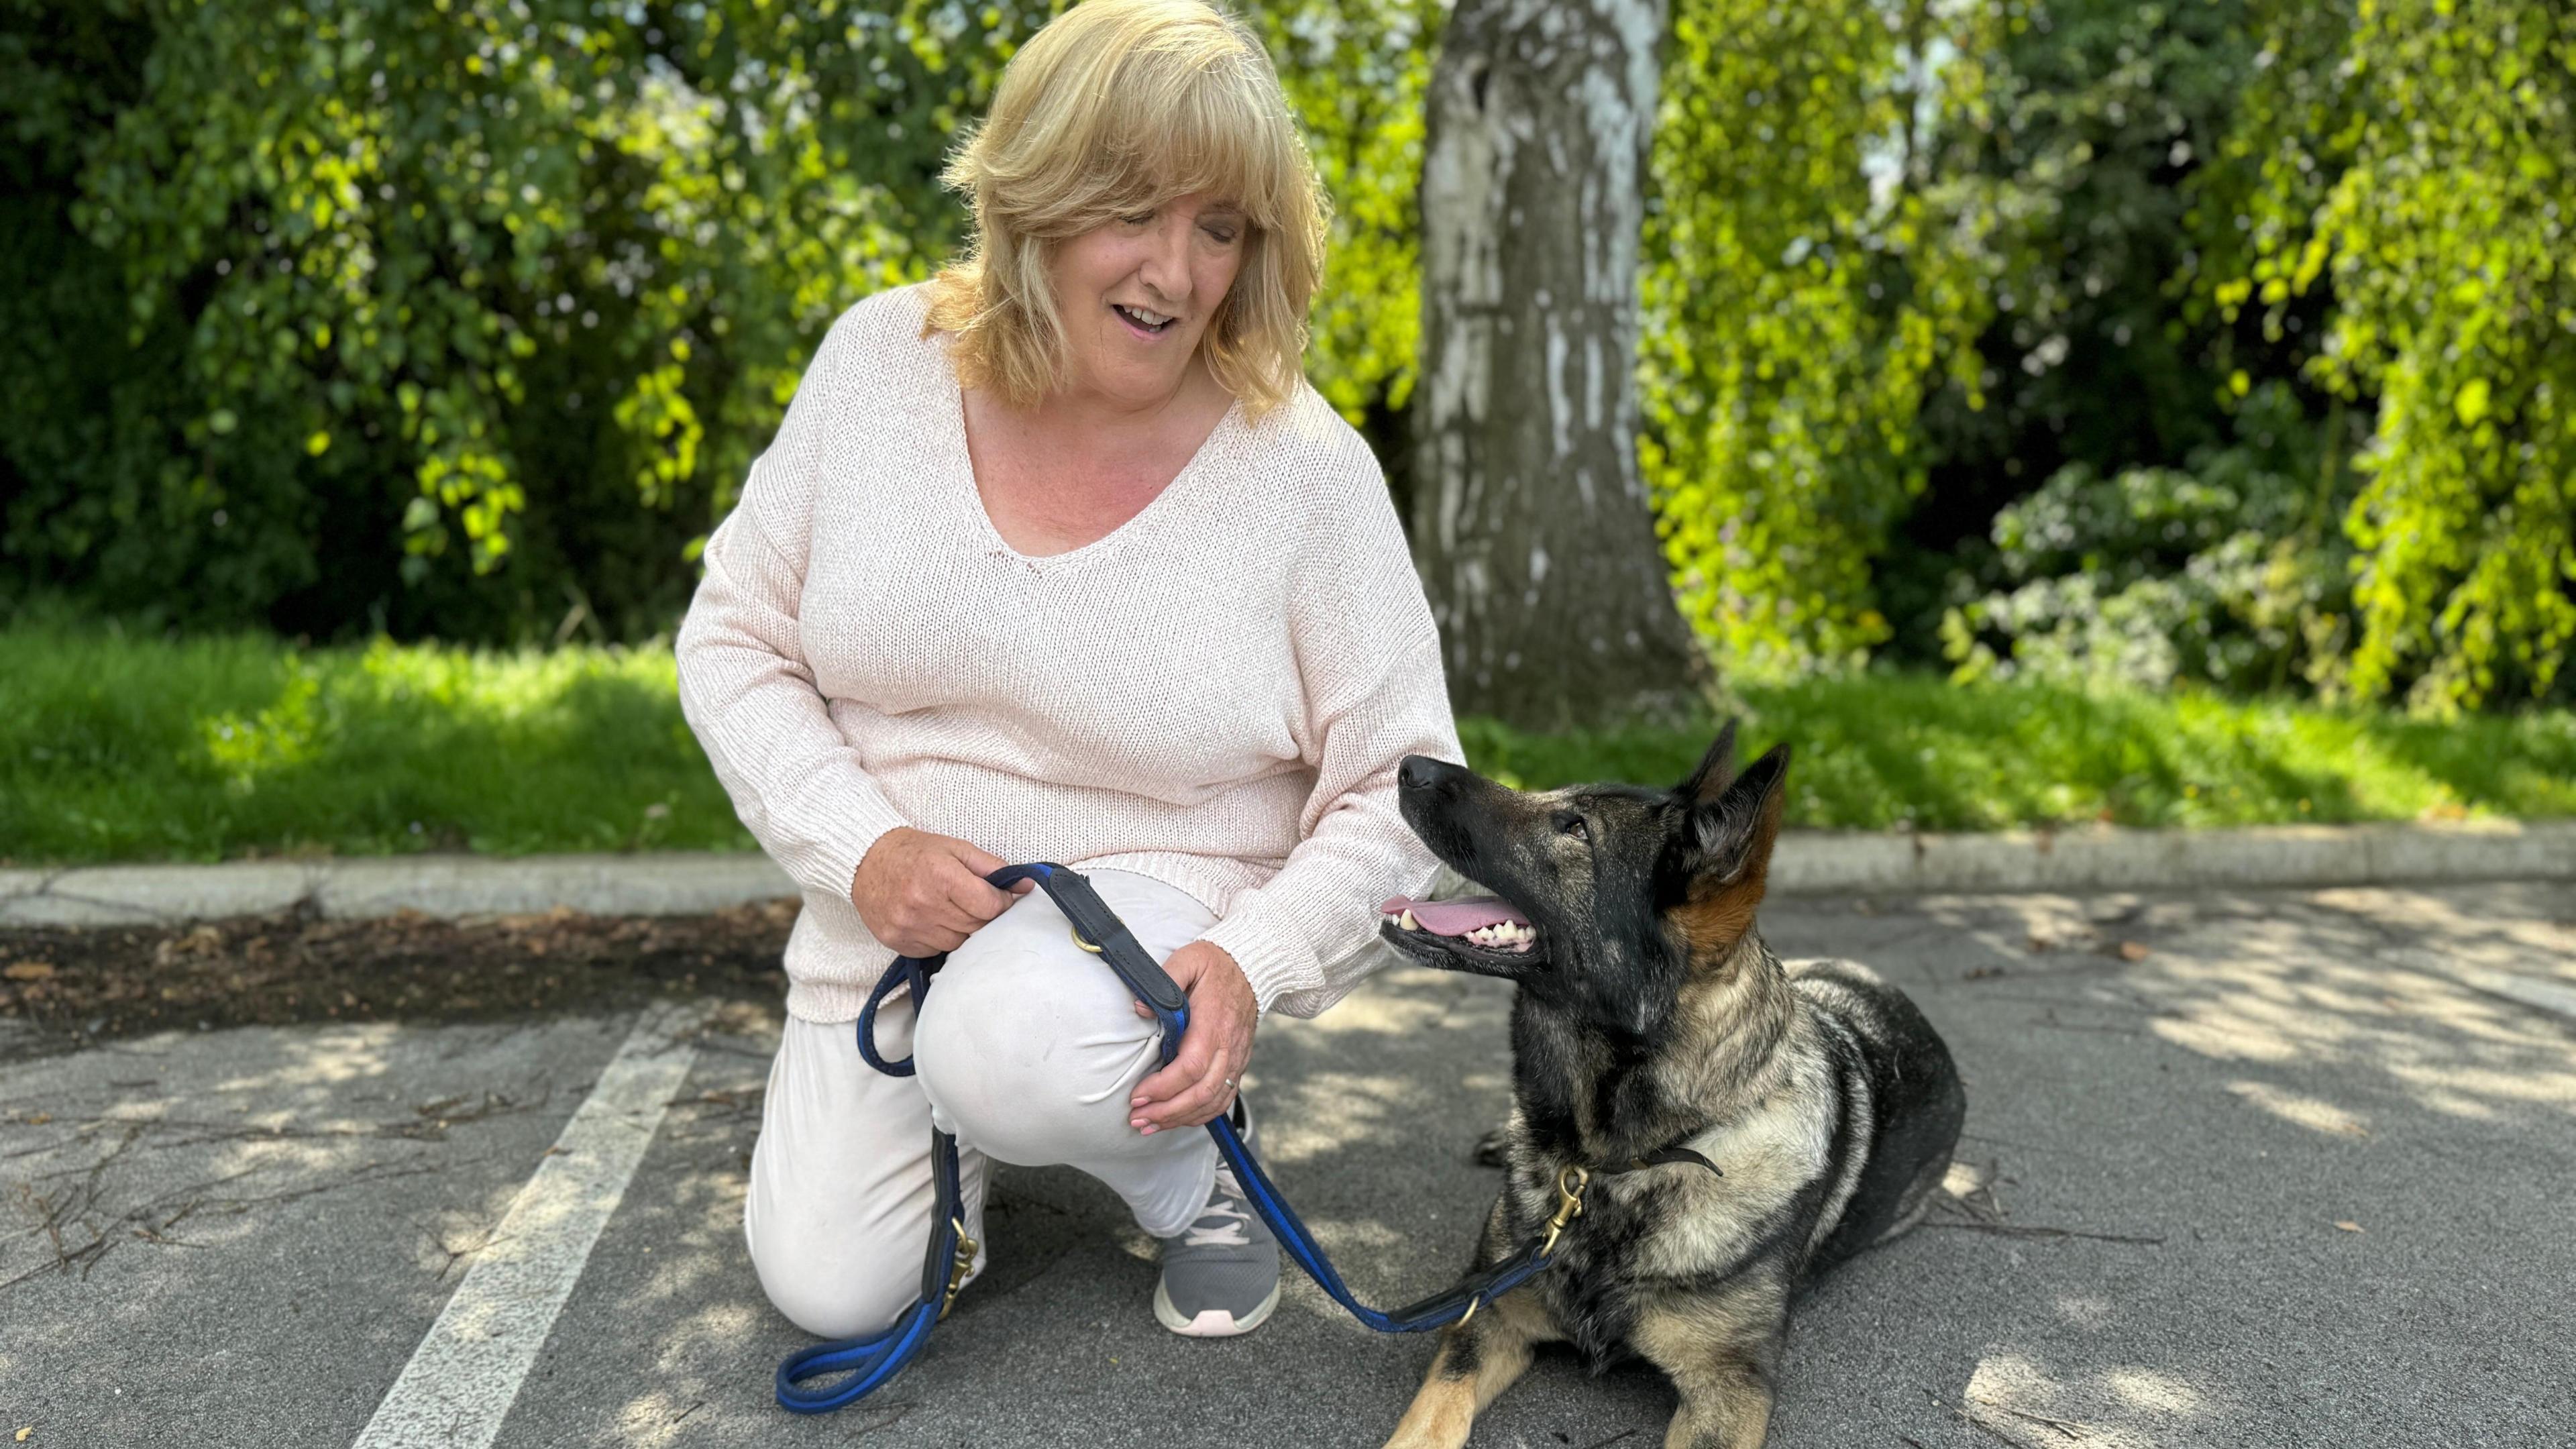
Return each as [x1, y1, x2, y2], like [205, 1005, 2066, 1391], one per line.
[675, 0, 1458, 1344]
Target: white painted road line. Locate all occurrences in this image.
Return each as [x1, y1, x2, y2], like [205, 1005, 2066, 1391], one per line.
[352, 1002, 702, 1449]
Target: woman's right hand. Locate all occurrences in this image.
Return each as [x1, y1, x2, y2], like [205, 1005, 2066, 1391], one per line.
[849, 826, 1033, 957]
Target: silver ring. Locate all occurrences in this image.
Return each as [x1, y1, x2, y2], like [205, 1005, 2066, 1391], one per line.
[1223, 1076, 1236, 1089]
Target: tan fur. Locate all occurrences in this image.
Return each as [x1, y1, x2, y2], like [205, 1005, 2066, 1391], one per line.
[1674, 876, 1763, 963]
[1631, 1287, 1785, 1449]
[1659, 936, 1799, 1114]
[1673, 778, 1786, 965]
[1381, 1292, 1555, 1449]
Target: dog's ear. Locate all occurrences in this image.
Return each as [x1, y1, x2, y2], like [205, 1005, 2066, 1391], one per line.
[1674, 743, 1791, 964]
[1678, 718, 1741, 806]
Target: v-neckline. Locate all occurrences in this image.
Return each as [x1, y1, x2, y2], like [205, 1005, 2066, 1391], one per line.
[945, 347, 1245, 568]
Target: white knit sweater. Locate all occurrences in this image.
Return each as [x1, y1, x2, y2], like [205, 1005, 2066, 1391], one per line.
[674, 284, 1462, 1024]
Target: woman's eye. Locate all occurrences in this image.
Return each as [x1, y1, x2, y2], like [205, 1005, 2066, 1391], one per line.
[1203, 226, 1238, 245]
[1120, 211, 1154, 226]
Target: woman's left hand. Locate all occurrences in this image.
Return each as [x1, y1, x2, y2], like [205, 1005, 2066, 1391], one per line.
[1129, 941, 1257, 1133]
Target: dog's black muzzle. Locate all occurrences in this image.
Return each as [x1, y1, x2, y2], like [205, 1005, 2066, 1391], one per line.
[1395, 753, 1481, 868]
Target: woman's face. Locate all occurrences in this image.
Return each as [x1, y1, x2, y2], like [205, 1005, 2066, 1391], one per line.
[1050, 192, 1248, 411]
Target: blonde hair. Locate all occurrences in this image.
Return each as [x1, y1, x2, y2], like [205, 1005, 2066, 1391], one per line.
[924, 0, 1328, 422]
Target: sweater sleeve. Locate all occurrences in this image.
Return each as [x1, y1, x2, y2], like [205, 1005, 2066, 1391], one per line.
[674, 309, 914, 903]
[1195, 442, 1463, 1018]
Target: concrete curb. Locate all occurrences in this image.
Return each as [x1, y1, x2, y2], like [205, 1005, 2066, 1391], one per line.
[0, 853, 796, 928]
[3, 818, 2571, 928]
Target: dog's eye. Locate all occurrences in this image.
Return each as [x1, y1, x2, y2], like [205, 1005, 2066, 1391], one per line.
[1555, 812, 1589, 842]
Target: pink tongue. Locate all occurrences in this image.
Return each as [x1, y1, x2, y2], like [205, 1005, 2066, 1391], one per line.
[1380, 895, 1529, 935]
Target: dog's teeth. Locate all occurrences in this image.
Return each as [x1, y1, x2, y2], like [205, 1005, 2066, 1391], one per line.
[1398, 909, 1418, 931]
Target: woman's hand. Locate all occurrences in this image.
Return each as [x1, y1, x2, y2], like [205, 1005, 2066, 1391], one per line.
[849, 826, 1033, 957]
[1128, 941, 1257, 1133]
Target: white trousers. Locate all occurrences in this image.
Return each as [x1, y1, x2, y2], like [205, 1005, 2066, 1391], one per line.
[744, 869, 1223, 1338]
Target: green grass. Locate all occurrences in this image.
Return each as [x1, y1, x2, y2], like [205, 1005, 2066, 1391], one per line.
[1468, 674, 2576, 830]
[5, 625, 2573, 867]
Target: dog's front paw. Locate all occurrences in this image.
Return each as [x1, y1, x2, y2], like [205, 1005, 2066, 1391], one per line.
[1381, 1392, 1476, 1449]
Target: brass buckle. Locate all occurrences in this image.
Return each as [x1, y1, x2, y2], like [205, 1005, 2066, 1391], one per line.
[1540, 1165, 1589, 1256]
[1069, 925, 1104, 954]
[939, 1217, 977, 1319]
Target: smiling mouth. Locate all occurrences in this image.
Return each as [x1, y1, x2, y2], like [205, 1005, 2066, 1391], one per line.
[1379, 894, 1539, 957]
[1112, 302, 1177, 337]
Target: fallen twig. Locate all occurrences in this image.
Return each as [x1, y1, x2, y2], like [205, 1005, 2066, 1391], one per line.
[1920, 1220, 2163, 1246]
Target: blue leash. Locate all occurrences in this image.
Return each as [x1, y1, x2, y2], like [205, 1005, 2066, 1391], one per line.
[775, 861, 1591, 1415]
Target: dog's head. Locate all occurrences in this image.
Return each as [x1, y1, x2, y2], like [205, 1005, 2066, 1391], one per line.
[1379, 721, 1790, 1036]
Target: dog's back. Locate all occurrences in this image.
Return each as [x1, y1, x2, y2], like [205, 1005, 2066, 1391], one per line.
[1787, 958, 1967, 1277]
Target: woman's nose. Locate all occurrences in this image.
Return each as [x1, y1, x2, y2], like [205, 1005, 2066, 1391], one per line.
[1138, 217, 1191, 299]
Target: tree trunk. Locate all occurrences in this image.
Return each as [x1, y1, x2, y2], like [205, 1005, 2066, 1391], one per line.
[1412, 0, 1705, 731]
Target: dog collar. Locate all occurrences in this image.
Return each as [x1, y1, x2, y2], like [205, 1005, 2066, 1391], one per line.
[1593, 1144, 1723, 1178]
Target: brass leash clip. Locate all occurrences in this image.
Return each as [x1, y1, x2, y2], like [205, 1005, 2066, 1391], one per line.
[940, 1217, 977, 1319]
[1540, 1164, 1589, 1256]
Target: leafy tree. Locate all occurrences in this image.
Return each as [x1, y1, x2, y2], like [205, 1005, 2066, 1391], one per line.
[1, 0, 1448, 643]
[1888, 0, 2334, 660]
[1640, 0, 2001, 677]
[2201, 0, 2576, 709]
[5, 0, 1030, 640]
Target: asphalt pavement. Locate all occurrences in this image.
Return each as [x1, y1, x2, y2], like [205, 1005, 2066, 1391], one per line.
[5, 881, 2573, 1448]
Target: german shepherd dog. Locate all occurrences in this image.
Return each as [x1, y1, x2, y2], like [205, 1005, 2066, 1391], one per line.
[1373, 724, 1965, 1449]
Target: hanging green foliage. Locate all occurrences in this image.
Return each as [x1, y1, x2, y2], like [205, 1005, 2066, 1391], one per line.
[6, 0, 1044, 639]
[1, 0, 1441, 642]
[1640, 0, 2006, 678]
[2200, 0, 2576, 710]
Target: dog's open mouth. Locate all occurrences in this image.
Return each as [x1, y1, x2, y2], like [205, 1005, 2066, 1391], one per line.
[1379, 895, 1538, 955]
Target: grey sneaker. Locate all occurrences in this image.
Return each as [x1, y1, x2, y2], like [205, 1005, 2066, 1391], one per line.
[1152, 1095, 1282, 1336]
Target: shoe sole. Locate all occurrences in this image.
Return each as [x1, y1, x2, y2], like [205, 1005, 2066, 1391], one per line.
[1153, 1277, 1281, 1337]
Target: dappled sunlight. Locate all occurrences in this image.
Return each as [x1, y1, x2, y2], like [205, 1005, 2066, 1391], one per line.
[1963, 1349, 2231, 1449]
[208, 1020, 405, 1091]
[1917, 883, 2576, 1126]
[2386, 1062, 2576, 1108]
[2224, 1080, 2369, 1138]
[612, 1389, 705, 1446]
[0, 1015, 618, 1320]
[1258, 1071, 1424, 1165]
[2105, 1366, 2210, 1417]
[9, 883, 2564, 1442]
[2149, 1010, 2302, 1065]
[2052, 1294, 2114, 1332]
[1282, 956, 1511, 1038]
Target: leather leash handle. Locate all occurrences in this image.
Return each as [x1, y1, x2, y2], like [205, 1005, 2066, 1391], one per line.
[991, 863, 1189, 1011]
